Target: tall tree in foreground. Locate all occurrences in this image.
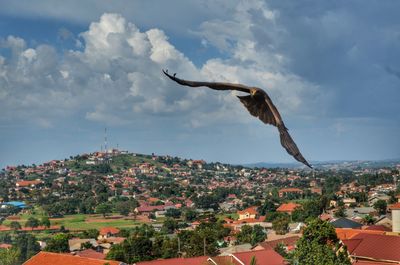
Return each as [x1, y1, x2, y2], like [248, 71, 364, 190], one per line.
[293, 219, 351, 265]
[14, 233, 40, 264]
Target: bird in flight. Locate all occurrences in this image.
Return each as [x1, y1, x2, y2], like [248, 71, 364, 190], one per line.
[163, 70, 312, 169]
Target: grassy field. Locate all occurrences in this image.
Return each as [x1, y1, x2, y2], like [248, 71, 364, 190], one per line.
[3, 213, 146, 231]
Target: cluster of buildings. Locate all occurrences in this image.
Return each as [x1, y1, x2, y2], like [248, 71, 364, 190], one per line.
[1, 151, 400, 264]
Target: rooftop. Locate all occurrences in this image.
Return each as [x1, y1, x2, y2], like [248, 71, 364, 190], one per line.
[276, 203, 301, 213]
[23, 251, 122, 265]
[344, 233, 400, 262]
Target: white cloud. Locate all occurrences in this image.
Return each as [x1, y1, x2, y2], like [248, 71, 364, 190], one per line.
[0, 9, 321, 130]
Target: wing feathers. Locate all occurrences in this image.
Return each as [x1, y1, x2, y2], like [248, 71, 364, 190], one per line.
[163, 69, 312, 168]
[279, 126, 312, 168]
[237, 95, 277, 126]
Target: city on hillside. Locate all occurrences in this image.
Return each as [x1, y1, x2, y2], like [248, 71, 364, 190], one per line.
[0, 149, 400, 264]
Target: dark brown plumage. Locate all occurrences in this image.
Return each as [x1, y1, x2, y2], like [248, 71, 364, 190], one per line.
[163, 69, 312, 168]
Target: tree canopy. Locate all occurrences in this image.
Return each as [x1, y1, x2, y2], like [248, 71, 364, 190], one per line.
[293, 219, 351, 265]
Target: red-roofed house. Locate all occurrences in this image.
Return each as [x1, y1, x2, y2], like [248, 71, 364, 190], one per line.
[98, 227, 120, 239]
[276, 203, 301, 215]
[136, 249, 285, 265]
[209, 249, 285, 265]
[335, 228, 385, 240]
[136, 256, 209, 265]
[0, 243, 12, 249]
[23, 251, 123, 265]
[16, 180, 42, 188]
[253, 235, 300, 252]
[278, 188, 303, 198]
[343, 233, 400, 263]
[237, 206, 257, 220]
[74, 249, 106, 260]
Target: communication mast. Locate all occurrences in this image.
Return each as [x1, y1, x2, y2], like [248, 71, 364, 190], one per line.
[104, 127, 110, 164]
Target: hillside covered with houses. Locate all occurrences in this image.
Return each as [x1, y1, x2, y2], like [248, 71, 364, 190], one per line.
[0, 150, 400, 264]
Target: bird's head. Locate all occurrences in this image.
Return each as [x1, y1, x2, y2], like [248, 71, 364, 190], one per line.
[250, 88, 260, 97]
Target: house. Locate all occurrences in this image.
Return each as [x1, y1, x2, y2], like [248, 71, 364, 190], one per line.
[74, 249, 106, 260]
[136, 256, 209, 265]
[343, 233, 400, 263]
[0, 243, 12, 249]
[368, 195, 390, 205]
[23, 251, 124, 265]
[278, 188, 303, 198]
[135, 249, 285, 265]
[237, 206, 257, 220]
[335, 228, 385, 241]
[330, 217, 363, 229]
[310, 187, 322, 195]
[276, 203, 301, 215]
[98, 227, 120, 239]
[343, 198, 357, 207]
[253, 235, 300, 252]
[16, 180, 42, 188]
[208, 249, 285, 265]
[68, 238, 98, 252]
[219, 243, 253, 255]
[346, 207, 375, 218]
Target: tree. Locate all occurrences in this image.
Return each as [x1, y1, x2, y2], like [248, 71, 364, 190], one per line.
[258, 199, 276, 215]
[9, 221, 21, 231]
[0, 233, 12, 244]
[184, 209, 198, 222]
[0, 247, 20, 265]
[162, 218, 178, 234]
[272, 216, 290, 235]
[334, 206, 347, 218]
[96, 203, 111, 218]
[165, 208, 181, 219]
[293, 219, 351, 265]
[274, 242, 288, 258]
[115, 200, 137, 216]
[236, 225, 266, 246]
[251, 225, 266, 245]
[265, 211, 289, 222]
[25, 217, 40, 231]
[41, 216, 51, 228]
[14, 233, 40, 264]
[106, 236, 152, 263]
[82, 229, 99, 239]
[45, 233, 69, 253]
[236, 225, 253, 244]
[362, 214, 375, 225]
[373, 200, 387, 215]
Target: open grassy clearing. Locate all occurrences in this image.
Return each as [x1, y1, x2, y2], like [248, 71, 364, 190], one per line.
[3, 212, 163, 231]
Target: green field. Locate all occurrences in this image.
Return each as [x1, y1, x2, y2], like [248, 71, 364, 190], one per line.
[3, 213, 147, 231]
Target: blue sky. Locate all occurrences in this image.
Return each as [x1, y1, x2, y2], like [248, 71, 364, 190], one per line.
[0, 0, 399, 169]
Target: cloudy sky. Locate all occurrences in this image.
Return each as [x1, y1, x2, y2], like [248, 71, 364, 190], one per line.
[0, 0, 399, 168]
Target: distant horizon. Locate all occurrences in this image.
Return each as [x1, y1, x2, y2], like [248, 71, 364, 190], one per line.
[2, 147, 399, 170]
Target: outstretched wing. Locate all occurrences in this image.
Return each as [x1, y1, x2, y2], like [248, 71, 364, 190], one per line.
[278, 125, 313, 168]
[163, 69, 251, 93]
[238, 92, 312, 168]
